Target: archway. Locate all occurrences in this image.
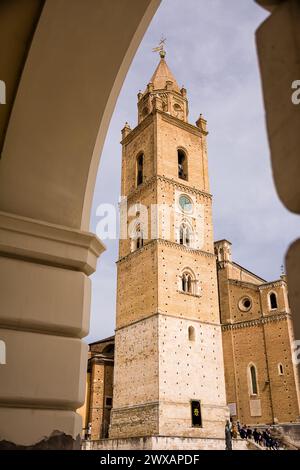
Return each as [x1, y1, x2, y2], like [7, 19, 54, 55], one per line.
[0, 0, 160, 449]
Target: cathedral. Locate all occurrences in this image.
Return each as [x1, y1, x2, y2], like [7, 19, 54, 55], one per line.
[78, 51, 300, 449]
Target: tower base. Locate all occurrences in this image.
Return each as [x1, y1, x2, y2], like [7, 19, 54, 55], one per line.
[82, 436, 249, 451]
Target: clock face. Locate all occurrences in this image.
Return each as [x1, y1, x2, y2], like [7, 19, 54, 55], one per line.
[179, 195, 192, 213]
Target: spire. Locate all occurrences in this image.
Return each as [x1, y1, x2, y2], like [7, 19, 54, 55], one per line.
[138, 41, 188, 124]
[148, 53, 180, 93]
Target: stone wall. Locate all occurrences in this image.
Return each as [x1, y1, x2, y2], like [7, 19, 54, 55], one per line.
[83, 435, 248, 450]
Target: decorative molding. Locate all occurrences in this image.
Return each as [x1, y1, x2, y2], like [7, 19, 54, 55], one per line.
[222, 312, 290, 331]
[258, 280, 286, 290]
[159, 110, 205, 137]
[157, 175, 212, 199]
[228, 279, 260, 290]
[125, 174, 212, 202]
[115, 310, 222, 333]
[158, 238, 214, 257]
[225, 277, 285, 291]
[121, 113, 153, 145]
[117, 238, 215, 264]
[89, 355, 114, 367]
[0, 211, 104, 275]
[178, 289, 201, 299]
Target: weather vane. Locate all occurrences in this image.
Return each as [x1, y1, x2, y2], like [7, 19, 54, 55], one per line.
[152, 35, 166, 58]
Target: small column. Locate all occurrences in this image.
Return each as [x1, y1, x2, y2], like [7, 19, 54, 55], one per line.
[196, 113, 208, 134]
[147, 82, 154, 93]
[166, 80, 173, 91]
[152, 95, 163, 112]
[121, 122, 131, 139]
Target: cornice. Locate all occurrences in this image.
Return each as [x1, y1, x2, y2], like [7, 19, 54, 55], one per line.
[121, 107, 207, 147]
[121, 113, 153, 145]
[125, 175, 156, 201]
[226, 278, 285, 291]
[157, 238, 215, 257]
[0, 211, 105, 275]
[115, 311, 222, 333]
[228, 279, 260, 290]
[258, 280, 285, 289]
[157, 175, 212, 199]
[222, 312, 290, 331]
[159, 110, 206, 137]
[88, 356, 114, 370]
[125, 174, 212, 202]
[117, 238, 214, 264]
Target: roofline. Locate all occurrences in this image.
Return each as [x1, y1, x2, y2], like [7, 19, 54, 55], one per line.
[231, 261, 266, 283]
[214, 239, 232, 245]
[89, 335, 115, 346]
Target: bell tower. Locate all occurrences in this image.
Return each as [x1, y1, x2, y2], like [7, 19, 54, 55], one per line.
[109, 50, 229, 448]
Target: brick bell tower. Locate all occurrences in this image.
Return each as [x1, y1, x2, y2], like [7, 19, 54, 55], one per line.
[109, 49, 229, 449]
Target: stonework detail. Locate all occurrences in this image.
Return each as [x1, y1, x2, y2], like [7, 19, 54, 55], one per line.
[109, 53, 228, 444]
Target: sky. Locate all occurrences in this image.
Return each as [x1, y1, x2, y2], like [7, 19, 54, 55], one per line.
[86, 0, 300, 343]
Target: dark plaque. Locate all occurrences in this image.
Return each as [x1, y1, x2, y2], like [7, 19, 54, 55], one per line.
[191, 400, 202, 427]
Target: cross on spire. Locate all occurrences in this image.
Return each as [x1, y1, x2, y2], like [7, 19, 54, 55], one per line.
[152, 35, 167, 58]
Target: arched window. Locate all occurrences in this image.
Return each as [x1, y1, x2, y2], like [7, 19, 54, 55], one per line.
[131, 224, 144, 251]
[136, 154, 144, 186]
[249, 364, 258, 395]
[278, 363, 284, 375]
[136, 224, 143, 250]
[188, 326, 196, 341]
[136, 233, 143, 249]
[178, 149, 188, 180]
[178, 222, 193, 247]
[269, 292, 278, 309]
[182, 272, 192, 293]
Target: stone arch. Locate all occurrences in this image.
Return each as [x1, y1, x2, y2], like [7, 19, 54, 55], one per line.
[0, 0, 160, 449]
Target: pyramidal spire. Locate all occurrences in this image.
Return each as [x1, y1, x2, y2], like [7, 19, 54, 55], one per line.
[149, 51, 180, 93]
[137, 41, 188, 124]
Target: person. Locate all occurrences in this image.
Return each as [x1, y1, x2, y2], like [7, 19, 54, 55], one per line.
[239, 426, 246, 439]
[262, 429, 269, 448]
[246, 427, 253, 439]
[225, 420, 232, 450]
[253, 428, 260, 444]
[87, 422, 92, 441]
[231, 422, 238, 439]
[242, 425, 248, 439]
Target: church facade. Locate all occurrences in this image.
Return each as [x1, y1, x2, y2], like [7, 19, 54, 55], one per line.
[78, 52, 300, 447]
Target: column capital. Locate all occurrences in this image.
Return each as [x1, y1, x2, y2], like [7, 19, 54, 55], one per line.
[0, 211, 105, 275]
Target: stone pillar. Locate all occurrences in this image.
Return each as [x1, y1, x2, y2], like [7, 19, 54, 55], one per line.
[255, 0, 300, 383]
[0, 0, 160, 448]
[0, 211, 104, 449]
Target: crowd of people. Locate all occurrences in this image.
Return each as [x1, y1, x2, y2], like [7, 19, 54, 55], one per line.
[225, 419, 281, 450]
[236, 421, 280, 450]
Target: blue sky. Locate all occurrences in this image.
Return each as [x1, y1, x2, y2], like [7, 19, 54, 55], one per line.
[86, 0, 300, 343]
